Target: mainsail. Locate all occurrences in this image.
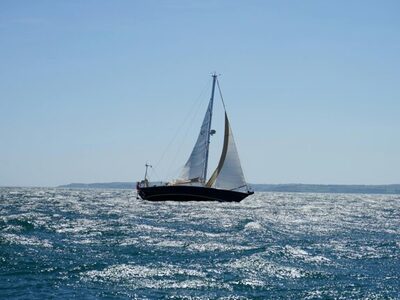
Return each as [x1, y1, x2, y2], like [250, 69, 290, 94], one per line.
[179, 98, 213, 182]
[206, 112, 247, 190]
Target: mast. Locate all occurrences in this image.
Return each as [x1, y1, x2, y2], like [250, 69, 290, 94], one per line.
[203, 73, 217, 182]
[143, 163, 152, 186]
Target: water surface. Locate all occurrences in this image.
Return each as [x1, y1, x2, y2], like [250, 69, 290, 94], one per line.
[1, 188, 399, 299]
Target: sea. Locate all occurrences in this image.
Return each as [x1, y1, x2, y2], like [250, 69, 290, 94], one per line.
[0, 188, 399, 299]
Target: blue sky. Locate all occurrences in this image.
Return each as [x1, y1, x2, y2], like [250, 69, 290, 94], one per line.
[1, 0, 399, 186]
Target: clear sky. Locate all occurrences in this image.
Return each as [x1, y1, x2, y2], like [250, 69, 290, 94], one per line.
[1, 0, 399, 187]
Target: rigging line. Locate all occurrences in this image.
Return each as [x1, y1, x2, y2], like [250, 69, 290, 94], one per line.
[217, 78, 249, 191]
[230, 185, 248, 191]
[166, 165, 183, 182]
[164, 78, 212, 180]
[232, 128, 250, 191]
[165, 94, 206, 180]
[155, 78, 209, 169]
[150, 166, 161, 183]
[216, 78, 227, 112]
[154, 77, 210, 172]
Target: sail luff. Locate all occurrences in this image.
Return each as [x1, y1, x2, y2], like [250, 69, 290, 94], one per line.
[203, 74, 217, 181]
[206, 112, 229, 187]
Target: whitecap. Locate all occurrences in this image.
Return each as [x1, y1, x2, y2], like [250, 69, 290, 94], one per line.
[1, 233, 52, 248]
[227, 254, 306, 279]
[244, 221, 262, 231]
[284, 245, 331, 264]
[187, 242, 253, 252]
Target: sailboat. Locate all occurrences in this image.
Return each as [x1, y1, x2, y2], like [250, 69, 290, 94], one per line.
[137, 74, 254, 202]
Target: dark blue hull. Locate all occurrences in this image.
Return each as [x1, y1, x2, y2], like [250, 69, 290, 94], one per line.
[137, 185, 253, 202]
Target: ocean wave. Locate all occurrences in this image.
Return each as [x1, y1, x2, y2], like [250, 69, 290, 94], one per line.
[1, 188, 399, 298]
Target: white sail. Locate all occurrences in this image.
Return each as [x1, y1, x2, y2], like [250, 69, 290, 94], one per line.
[207, 113, 247, 190]
[179, 99, 213, 183]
